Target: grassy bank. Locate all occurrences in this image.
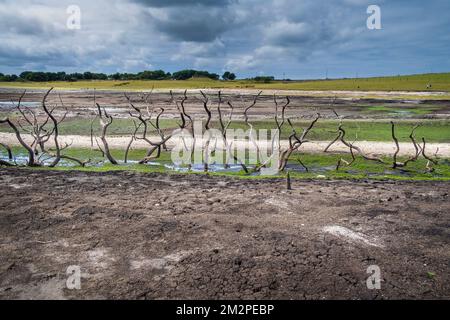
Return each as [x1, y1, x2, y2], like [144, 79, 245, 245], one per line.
[2, 146, 449, 181]
[1, 73, 450, 92]
[1, 118, 449, 142]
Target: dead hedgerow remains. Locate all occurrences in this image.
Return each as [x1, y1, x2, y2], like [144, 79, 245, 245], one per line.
[0, 88, 440, 174]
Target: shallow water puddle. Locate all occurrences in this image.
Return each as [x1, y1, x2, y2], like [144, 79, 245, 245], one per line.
[0, 101, 39, 109]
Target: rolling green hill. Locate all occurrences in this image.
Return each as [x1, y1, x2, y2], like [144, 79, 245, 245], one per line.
[0, 73, 449, 92]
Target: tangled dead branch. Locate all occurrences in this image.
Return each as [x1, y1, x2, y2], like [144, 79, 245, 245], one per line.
[1, 88, 85, 167]
[0, 142, 12, 160]
[124, 93, 173, 164]
[200, 91, 212, 172]
[276, 114, 321, 172]
[244, 91, 263, 165]
[338, 124, 385, 164]
[0, 142, 14, 166]
[216, 95, 248, 173]
[422, 137, 438, 172]
[1, 89, 444, 177]
[94, 102, 118, 165]
[273, 95, 290, 152]
[0, 117, 36, 166]
[326, 109, 384, 171]
[391, 121, 422, 168]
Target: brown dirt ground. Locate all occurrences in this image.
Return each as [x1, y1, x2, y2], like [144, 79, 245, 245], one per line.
[0, 168, 448, 300]
[1, 89, 450, 120]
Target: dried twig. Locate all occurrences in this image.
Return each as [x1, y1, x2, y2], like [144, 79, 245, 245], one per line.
[0, 142, 13, 160]
[96, 102, 118, 164]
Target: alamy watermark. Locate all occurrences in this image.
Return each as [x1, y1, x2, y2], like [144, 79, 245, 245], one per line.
[367, 5, 382, 30]
[66, 265, 81, 290]
[366, 265, 382, 290]
[64, 5, 380, 32]
[67, 5, 81, 30]
[170, 120, 280, 175]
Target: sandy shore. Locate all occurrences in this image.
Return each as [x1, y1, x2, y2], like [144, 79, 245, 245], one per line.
[1, 132, 448, 157]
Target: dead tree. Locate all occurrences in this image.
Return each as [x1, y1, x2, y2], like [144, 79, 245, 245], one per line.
[391, 122, 422, 168]
[286, 170, 292, 190]
[339, 124, 385, 163]
[33, 89, 86, 167]
[2, 90, 37, 165]
[0, 117, 36, 166]
[254, 94, 295, 172]
[390, 122, 438, 172]
[276, 114, 321, 172]
[243, 91, 263, 165]
[140, 89, 169, 151]
[45, 140, 90, 167]
[41, 88, 61, 167]
[326, 110, 385, 170]
[0, 159, 13, 166]
[174, 90, 196, 169]
[216, 91, 230, 168]
[124, 119, 141, 163]
[0, 142, 13, 160]
[124, 93, 172, 164]
[93, 102, 118, 165]
[273, 95, 290, 152]
[1, 88, 85, 167]
[0, 142, 14, 166]
[422, 137, 438, 172]
[336, 141, 356, 171]
[256, 114, 320, 173]
[13, 90, 69, 158]
[200, 91, 213, 172]
[324, 108, 342, 153]
[216, 93, 248, 173]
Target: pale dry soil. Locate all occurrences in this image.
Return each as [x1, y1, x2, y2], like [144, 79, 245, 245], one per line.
[1, 89, 450, 121]
[1, 132, 449, 157]
[0, 168, 448, 300]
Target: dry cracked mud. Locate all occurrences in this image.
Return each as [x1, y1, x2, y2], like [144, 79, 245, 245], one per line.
[0, 168, 449, 299]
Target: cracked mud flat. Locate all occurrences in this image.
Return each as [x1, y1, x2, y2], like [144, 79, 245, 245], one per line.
[1, 89, 449, 120]
[0, 168, 449, 300]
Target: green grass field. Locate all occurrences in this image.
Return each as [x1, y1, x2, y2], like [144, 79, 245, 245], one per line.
[3, 146, 449, 181]
[1, 72, 450, 92]
[1, 118, 448, 142]
[227, 120, 450, 143]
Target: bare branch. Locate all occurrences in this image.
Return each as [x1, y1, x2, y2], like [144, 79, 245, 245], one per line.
[338, 124, 385, 164]
[276, 113, 321, 172]
[422, 137, 438, 168]
[41, 88, 62, 167]
[244, 91, 262, 123]
[95, 101, 118, 165]
[0, 142, 13, 160]
[0, 118, 36, 166]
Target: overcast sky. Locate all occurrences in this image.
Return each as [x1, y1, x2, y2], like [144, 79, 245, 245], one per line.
[1, 0, 449, 79]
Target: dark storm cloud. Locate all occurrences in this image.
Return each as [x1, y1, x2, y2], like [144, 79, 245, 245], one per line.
[134, 0, 238, 42]
[147, 7, 236, 42]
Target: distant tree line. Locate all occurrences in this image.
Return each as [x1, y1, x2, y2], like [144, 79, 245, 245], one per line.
[251, 76, 275, 83]
[0, 69, 241, 82]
